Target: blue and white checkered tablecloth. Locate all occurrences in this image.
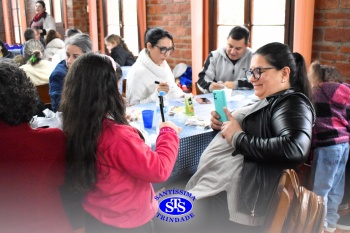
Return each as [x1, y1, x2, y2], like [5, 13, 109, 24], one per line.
[131, 90, 257, 189]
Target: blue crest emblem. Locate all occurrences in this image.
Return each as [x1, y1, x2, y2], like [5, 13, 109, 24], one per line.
[159, 197, 192, 215]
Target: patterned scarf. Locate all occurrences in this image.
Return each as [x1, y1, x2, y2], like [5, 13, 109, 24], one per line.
[32, 12, 45, 22]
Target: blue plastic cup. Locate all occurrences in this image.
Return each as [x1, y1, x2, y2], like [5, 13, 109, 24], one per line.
[142, 110, 154, 128]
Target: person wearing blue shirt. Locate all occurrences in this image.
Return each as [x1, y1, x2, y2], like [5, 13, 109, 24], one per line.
[49, 33, 92, 112]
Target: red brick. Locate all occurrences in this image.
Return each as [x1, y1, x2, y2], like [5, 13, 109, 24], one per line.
[312, 44, 337, 52]
[315, 0, 339, 9]
[324, 28, 350, 42]
[183, 44, 191, 49]
[318, 60, 334, 67]
[174, 27, 187, 37]
[338, 19, 350, 27]
[340, 46, 350, 53]
[147, 0, 159, 4]
[324, 12, 350, 19]
[311, 52, 320, 61]
[155, 5, 168, 13]
[163, 15, 175, 21]
[314, 12, 324, 20]
[314, 19, 337, 27]
[147, 6, 157, 14]
[341, 0, 350, 8]
[152, 16, 163, 21]
[182, 50, 192, 59]
[312, 28, 324, 42]
[320, 52, 347, 61]
[168, 21, 179, 26]
[170, 50, 180, 59]
[336, 63, 350, 79]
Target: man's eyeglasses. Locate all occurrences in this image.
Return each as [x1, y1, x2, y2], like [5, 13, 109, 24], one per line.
[245, 67, 275, 80]
[155, 45, 175, 54]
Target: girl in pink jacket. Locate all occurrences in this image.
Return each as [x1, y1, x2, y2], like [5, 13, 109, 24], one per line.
[60, 53, 181, 233]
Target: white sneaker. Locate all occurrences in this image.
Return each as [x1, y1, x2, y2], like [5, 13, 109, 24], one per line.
[337, 213, 350, 230]
[338, 203, 349, 211]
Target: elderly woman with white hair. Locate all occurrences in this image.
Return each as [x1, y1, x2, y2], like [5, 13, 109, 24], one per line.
[20, 39, 55, 86]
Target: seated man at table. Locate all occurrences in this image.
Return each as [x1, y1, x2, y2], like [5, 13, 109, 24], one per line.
[197, 25, 253, 93]
[0, 61, 73, 233]
[20, 28, 38, 55]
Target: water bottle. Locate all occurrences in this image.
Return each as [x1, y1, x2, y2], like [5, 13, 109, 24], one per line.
[156, 91, 169, 122]
[155, 91, 169, 134]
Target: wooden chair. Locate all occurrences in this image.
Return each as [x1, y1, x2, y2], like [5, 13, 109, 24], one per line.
[122, 78, 127, 96]
[120, 66, 131, 97]
[36, 83, 51, 108]
[263, 171, 294, 233]
[263, 169, 325, 233]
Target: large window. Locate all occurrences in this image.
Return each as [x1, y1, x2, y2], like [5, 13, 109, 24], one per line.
[11, 0, 22, 44]
[212, 0, 294, 52]
[105, 0, 139, 55]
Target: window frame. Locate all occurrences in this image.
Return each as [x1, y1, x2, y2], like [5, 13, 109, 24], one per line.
[101, 0, 140, 55]
[207, 0, 294, 53]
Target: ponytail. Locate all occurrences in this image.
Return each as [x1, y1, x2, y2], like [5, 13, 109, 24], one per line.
[292, 52, 312, 100]
[29, 50, 42, 66]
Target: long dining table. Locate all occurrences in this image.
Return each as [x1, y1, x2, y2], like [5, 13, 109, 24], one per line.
[129, 89, 258, 190]
[33, 89, 258, 190]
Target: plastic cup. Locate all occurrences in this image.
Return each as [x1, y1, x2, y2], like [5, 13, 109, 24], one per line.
[142, 110, 154, 128]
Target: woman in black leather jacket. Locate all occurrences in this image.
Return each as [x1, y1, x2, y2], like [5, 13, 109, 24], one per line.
[186, 42, 315, 233]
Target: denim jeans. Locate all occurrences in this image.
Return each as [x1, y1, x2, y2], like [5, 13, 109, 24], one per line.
[311, 142, 349, 228]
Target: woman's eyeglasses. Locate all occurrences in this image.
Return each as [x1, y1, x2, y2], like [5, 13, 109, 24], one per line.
[155, 45, 175, 54]
[245, 67, 275, 80]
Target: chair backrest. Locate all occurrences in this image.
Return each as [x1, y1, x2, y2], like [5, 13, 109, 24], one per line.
[36, 84, 51, 105]
[263, 171, 294, 233]
[122, 78, 127, 96]
[119, 66, 131, 96]
[263, 169, 325, 233]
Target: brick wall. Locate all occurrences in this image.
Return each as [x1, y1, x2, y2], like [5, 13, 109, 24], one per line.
[312, 0, 350, 82]
[0, 0, 5, 40]
[25, 0, 36, 26]
[146, 0, 192, 69]
[66, 0, 89, 33]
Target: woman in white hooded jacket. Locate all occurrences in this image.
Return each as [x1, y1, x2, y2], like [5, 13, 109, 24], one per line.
[44, 30, 65, 64]
[126, 27, 184, 106]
